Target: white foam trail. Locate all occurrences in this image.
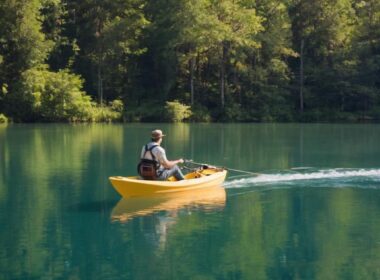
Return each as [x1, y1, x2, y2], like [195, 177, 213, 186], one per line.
[290, 167, 313, 170]
[225, 168, 380, 188]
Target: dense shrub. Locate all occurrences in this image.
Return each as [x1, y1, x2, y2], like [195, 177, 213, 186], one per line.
[88, 103, 123, 122]
[124, 102, 162, 122]
[0, 113, 8, 123]
[163, 100, 192, 122]
[224, 103, 244, 122]
[370, 107, 380, 121]
[189, 105, 212, 122]
[13, 67, 123, 122]
[21, 68, 92, 121]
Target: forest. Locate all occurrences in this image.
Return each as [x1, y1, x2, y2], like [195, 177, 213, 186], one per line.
[0, 0, 379, 123]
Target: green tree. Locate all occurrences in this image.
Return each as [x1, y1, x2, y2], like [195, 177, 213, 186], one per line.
[172, 0, 213, 106]
[41, 0, 79, 70]
[235, 0, 296, 121]
[0, 0, 52, 114]
[209, 0, 263, 109]
[63, 0, 148, 104]
[350, 0, 380, 119]
[171, 0, 263, 120]
[289, 0, 357, 117]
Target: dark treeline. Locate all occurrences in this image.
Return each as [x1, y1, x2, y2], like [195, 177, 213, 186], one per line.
[0, 0, 379, 123]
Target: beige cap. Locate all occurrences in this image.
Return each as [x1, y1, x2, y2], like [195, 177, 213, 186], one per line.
[151, 129, 166, 139]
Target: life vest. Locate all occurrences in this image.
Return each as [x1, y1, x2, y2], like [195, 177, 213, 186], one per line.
[137, 144, 160, 180]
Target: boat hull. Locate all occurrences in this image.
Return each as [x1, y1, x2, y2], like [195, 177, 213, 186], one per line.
[109, 169, 227, 198]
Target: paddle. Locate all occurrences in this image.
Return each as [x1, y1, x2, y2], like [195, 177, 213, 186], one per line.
[184, 160, 260, 176]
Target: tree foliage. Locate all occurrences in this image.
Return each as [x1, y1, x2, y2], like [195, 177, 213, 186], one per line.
[164, 100, 192, 122]
[10, 67, 122, 122]
[0, 0, 380, 122]
[0, 113, 7, 123]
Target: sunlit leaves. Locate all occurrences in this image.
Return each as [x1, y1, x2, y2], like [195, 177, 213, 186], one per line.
[164, 100, 192, 122]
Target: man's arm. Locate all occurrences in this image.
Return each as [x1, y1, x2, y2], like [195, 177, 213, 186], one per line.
[156, 147, 184, 168]
[161, 158, 184, 169]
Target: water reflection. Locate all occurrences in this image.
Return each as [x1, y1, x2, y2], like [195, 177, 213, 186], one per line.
[111, 186, 226, 223]
[1, 124, 380, 279]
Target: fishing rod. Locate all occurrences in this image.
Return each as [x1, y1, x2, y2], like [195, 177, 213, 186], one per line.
[184, 160, 260, 176]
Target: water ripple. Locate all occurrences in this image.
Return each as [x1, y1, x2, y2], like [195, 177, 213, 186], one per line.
[224, 168, 380, 189]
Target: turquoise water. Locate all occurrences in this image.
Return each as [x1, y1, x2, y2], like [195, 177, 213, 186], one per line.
[0, 123, 380, 279]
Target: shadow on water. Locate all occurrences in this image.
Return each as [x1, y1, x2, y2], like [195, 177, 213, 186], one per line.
[68, 200, 119, 213]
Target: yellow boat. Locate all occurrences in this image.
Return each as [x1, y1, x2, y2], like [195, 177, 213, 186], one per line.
[109, 167, 227, 198]
[111, 186, 226, 222]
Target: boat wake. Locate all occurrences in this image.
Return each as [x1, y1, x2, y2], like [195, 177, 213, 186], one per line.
[224, 168, 380, 189]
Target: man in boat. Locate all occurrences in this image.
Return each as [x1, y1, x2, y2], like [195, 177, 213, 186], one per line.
[138, 129, 185, 180]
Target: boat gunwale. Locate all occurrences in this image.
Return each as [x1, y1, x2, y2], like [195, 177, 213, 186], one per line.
[109, 170, 227, 188]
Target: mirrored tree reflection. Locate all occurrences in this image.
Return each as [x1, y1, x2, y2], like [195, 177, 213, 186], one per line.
[1, 124, 380, 279]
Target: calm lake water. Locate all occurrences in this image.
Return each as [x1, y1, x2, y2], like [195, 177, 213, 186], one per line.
[1, 123, 380, 279]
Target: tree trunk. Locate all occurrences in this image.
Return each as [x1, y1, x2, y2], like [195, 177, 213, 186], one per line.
[299, 39, 304, 113]
[233, 62, 241, 104]
[189, 56, 195, 106]
[220, 43, 227, 108]
[95, 14, 104, 106]
[98, 59, 103, 106]
[340, 91, 345, 112]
